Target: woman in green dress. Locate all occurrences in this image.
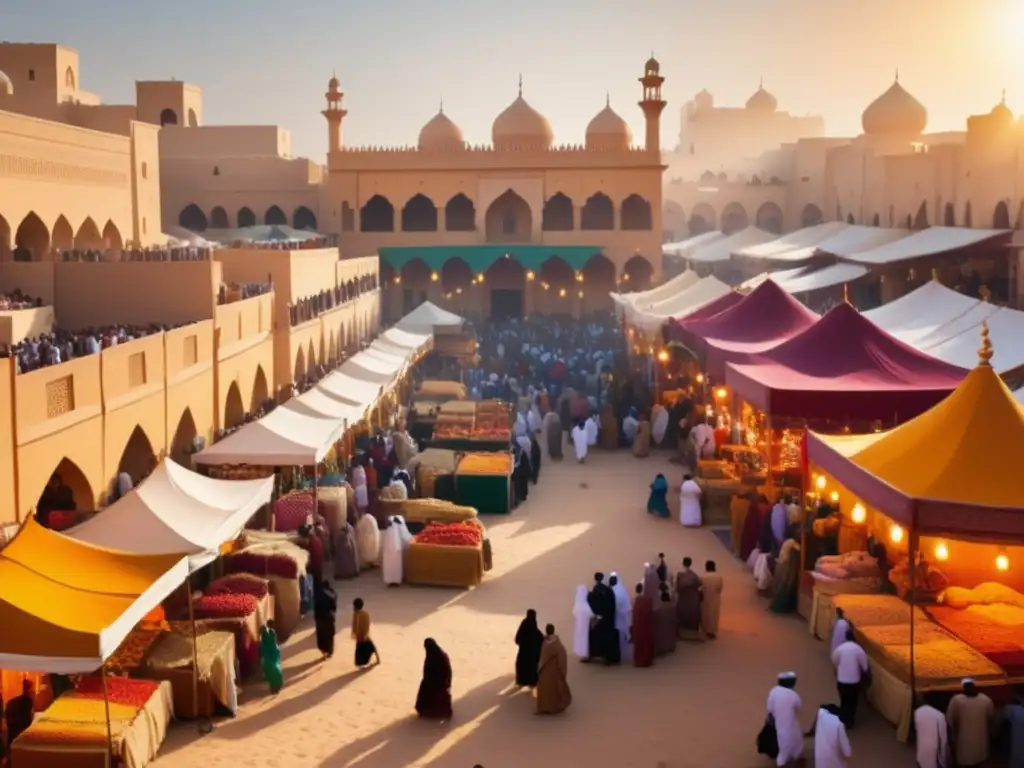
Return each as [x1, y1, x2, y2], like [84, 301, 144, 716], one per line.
[260, 622, 284, 693]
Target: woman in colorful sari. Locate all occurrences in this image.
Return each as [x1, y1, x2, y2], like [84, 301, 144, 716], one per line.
[259, 622, 284, 693]
[415, 638, 453, 719]
[647, 474, 670, 518]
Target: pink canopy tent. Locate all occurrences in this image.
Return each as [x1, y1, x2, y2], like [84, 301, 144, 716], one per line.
[725, 302, 968, 421]
[680, 279, 818, 378]
[663, 290, 743, 343]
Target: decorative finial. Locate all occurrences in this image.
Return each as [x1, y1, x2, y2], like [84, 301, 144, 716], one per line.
[439, 97, 444, 114]
[978, 321, 994, 367]
[606, 91, 610, 108]
[895, 68, 900, 83]
[843, 283, 850, 304]
[518, 73, 523, 98]
[759, 76, 764, 90]
[1002, 88, 1007, 104]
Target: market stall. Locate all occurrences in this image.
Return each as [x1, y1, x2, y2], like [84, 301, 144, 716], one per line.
[223, 532, 308, 640]
[429, 400, 513, 452]
[141, 628, 237, 718]
[806, 327, 1024, 739]
[455, 452, 514, 515]
[404, 522, 486, 588]
[407, 448, 460, 500]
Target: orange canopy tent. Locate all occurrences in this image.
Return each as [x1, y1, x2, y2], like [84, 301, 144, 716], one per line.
[807, 325, 1024, 541]
[0, 517, 188, 673]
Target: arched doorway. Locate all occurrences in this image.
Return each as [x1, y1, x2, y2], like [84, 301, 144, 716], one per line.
[581, 193, 614, 230]
[542, 193, 573, 231]
[210, 206, 229, 229]
[536, 256, 575, 315]
[36, 458, 94, 519]
[360, 195, 394, 232]
[623, 255, 654, 291]
[994, 201, 1011, 229]
[327, 330, 337, 365]
[720, 203, 749, 234]
[755, 203, 783, 234]
[51, 215, 74, 251]
[441, 257, 473, 295]
[117, 425, 157, 487]
[15, 212, 50, 260]
[293, 347, 306, 385]
[306, 340, 317, 379]
[663, 201, 686, 241]
[689, 203, 716, 235]
[74, 217, 104, 249]
[486, 256, 526, 320]
[224, 382, 245, 428]
[238, 207, 256, 228]
[621, 194, 653, 230]
[293, 206, 317, 231]
[160, 108, 178, 126]
[179, 204, 208, 232]
[251, 365, 269, 413]
[169, 408, 199, 466]
[445, 194, 475, 231]
[944, 203, 956, 226]
[580, 253, 615, 313]
[400, 258, 430, 315]
[265, 205, 287, 226]
[0, 214, 10, 260]
[341, 202, 356, 232]
[914, 202, 929, 229]
[102, 221, 123, 251]
[485, 190, 532, 242]
[401, 194, 438, 232]
[801, 204, 824, 228]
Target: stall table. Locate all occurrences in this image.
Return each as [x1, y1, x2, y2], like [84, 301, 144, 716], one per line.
[404, 541, 484, 588]
[141, 629, 237, 718]
[455, 453, 513, 515]
[171, 591, 272, 678]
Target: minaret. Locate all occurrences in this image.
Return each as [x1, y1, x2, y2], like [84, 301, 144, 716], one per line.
[322, 73, 347, 153]
[638, 54, 666, 152]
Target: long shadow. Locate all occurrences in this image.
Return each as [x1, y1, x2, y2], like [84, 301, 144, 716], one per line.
[318, 673, 516, 767]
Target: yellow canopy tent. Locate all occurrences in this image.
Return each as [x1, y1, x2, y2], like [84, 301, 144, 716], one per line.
[807, 324, 1024, 541]
[0, 517, 189, 673]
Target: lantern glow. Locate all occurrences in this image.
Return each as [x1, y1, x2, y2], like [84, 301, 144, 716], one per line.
[997, 552, 1010, 571]
[934, 541, 949, 561]
[715, 387, 727, 400]
[851, 503, 866, 524]
[656, 349, 670, 363]
[814, 475, 827, 490]
[829, 490, 840, 503]
[890, 524, 904, 544]
[430, 272, 439, 282]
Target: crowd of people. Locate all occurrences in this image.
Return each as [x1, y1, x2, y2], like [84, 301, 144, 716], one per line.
[0, 321, 184, 373]
[217, 281, 272, 305]
[0, 289, 43, 310]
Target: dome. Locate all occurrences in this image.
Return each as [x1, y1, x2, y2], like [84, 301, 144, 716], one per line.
[585, 100, 631, 150]
[0, 70, 12, 97]
[418, 107, 465, 151]
[693, 89, 714, 110]
[492, 93, 554, 150]
[861, 77, 928, 136]
[991, 92, 1013, 124]
[746, 82, 777, 112]
[645, 56, 660, 74]
[328, 75, 339, 89]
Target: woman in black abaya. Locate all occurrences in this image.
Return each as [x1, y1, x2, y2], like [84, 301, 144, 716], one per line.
[514, 609, 544, 687]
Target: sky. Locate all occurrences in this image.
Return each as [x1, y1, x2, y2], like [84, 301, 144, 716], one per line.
[4, 0, 1023, 160]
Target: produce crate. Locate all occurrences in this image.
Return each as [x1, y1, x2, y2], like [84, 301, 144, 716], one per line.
[405, 541, 484, 588]
[455, 472, 512, 515]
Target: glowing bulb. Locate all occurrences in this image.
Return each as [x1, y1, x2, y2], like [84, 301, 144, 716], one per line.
[455, 287, 462, 295]
[575, 272, 584, 283]
[934, 541, 949, 561]
[577, 290, 585, 298]
[851, 503, 866, 524]
[695, 373, 705, 384]
[890, 524, 904, 544]
[829, 490, 840, 503]
[656, 349, 670, 363]
[476, 274, 485, 283]
[997, 552, 1010, 571]
[715, 387, 727, 400]
[622, 273, 630, 281]
[430, 271, 439, 282]
[526, 270, 535, 281]
[393, 276, 401, 285]
[815, 475, 827, 491]
[559, 288, 566, 297]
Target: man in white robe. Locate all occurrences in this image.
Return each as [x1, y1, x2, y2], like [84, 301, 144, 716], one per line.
[651, 406, 669, 445]
[622, 408, 639, 445]
[381, 516, 412, 585]
[680, 474, 702, 527]
[527, 402, 543, 433]
[571, 422, 588, 463]
[355, 513, 380, 569]
[609, 573, 633, 663]
[812, 704, 851, 768]
[571, 584, 592, 659]
[585, 414, 598, 447]
[766, 672, 804, 766]
[514, 412, 527, 438]
[914, 694, 950, 768]
[830, 608, 851, 656]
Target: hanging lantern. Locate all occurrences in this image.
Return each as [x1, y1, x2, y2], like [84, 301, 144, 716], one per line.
[393, 276, 401, 285]
[695, 373, 705, 384]
[714, 387, 727, 400]
[934, 541, 949, 561]
[559, 287, 567, 297]
[526, 270, 535, 281]
[997, 551, 1010, 571]
[656, 349, 670, 363]
[577, 290, 584, 299]
[814, 475, 827, 491]
[829, 490, 840, 503]
[890, 524, 904, 544]
[455, 287, 462, 295]
[430, 271, 439, 282]
[575, 272, 584, 283]
[851, 503, 866, 524]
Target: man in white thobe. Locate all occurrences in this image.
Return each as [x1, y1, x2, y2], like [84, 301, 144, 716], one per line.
[380, 516, 412, 585]
[766, 672, 804, 766]
[829, 608, 851, 655]
[572, 422, 588, 463]
[585, 414, 598, 447]
[831, 628, 869, 727]
[812, 704, 851, 768]
[914, 694, 950, 768]
[609, 572, 632, 663]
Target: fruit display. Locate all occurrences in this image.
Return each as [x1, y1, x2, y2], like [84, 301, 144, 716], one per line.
[192, 593, 259, 619]
[414, 522, 483, 547]
[457, 452, 513, 475]
[15, 697, 140, 746]
[204, 573, 270, 600]
[103, 628, 165, 673]
[74, 676, 160, 709]
[224, 551, 300, 580]
[433, 425, 511, 441]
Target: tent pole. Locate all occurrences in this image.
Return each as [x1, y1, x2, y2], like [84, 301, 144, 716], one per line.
[101, 663, 114, 767]
[187, 575, 213, 734]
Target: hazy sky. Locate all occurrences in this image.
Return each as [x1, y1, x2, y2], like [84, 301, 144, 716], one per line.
[5, 0, 1022, 159]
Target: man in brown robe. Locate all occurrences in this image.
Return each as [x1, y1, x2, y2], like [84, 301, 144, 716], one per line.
[536, 624, 572, 715]
[700, 560, 723, 638]
[675, 557, 703, 641]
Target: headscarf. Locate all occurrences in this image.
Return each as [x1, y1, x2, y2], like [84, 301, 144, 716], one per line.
[610, 573, 631, 622]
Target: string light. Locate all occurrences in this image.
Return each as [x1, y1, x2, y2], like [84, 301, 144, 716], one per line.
[890, 524, 904, 544]
[851, 503, 866, 524]
[934, 541, 949, 561]
[575, 272, 584, 283]
[814, 475, 827, 491]
[997, 551, 1010, 571]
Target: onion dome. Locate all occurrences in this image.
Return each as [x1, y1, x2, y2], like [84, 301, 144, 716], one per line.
[328, 75, 339, 90]
[746, 80, 777, 112]
[861, 75, 928, 136]
[418, 104, 465, 151]
[585, 96, 631, 150]
[645, 56, 660, 75]
[991, 91, 1013, 124]
[492, 79, 554, 150]
[0, 70, 12, 97]
[693, 89, 714, 110]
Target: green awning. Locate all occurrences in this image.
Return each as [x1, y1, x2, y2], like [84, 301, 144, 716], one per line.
[378, 245, 606, 274]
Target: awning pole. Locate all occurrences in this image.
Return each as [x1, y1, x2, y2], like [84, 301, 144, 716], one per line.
[101, 663, 114, 767]
[186, 573, 213, 733]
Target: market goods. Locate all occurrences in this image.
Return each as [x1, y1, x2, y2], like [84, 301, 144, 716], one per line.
[205, 574, 270, 599]
[832, 594, 928, 628]
[858, 625, 1004, 684]
[206, 464, 274, 481]
[104, 628, 165, 673]
[415, 522, 483, 547]
[941, 582, 1024, 610]
[433, 426, 512, 441]
[15, 697, 139, 746]
[458, 453, 513, 475]
[225, 551, 300, 580]
[193, 593, 259, 619]
[75, 677, 160, 709]
[400, 497, 477, 521]
[815, 551, 880, 580]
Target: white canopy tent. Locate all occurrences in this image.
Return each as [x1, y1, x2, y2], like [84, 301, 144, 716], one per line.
[908, 300, 1000, 349]
[863, 280, 988, 345]
[663, 231, 725, 258]
[739, 266, 809, 292]
[70, 459, 274, 571]
[758, 225, 910, 264]
[732, 222, 849, 260]
[629, 276, 733, 333]
[395, 301, 465, 333]
[614, 270, 700, 323]
[774, 263, 870, 294]
[842, 226, 1009, 265]
[918, 306, 1024, 374]
[685, 227, 774, 264]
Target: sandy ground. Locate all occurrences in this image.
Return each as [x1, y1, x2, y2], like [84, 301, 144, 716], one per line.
[155, 448, 918, 768]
